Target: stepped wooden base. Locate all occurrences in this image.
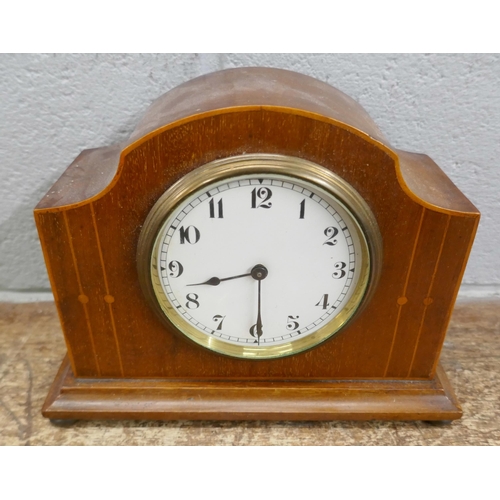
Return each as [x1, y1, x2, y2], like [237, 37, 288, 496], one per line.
[42, 356, 462, 421]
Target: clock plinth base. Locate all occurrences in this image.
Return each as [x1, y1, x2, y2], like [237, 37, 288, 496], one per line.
[42, 356, 462, 422]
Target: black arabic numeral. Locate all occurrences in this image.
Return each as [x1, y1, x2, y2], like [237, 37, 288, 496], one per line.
[249, 323, 261, 341]
[168, 260, 184, 278]
[251, 187, 273, 209]
[332, 261, 347, 279]
[209, 198, 224, 218]
[315, 294, 330, 310]
[213, 315, 226, 331]
[286, 315, 300, 331]
[299, 199, 305, 219]
[179, 225, 200, 245]
[323, 226, 338, 246]
[185, 293, 200, 309]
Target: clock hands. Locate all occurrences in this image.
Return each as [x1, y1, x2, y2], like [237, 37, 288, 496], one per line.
[186, 264, 268, 287]
[254, 279, 263, 344]
[249, 264, 268, 345]
[187, 264, 269, 344]
[187, 272, 252, 287]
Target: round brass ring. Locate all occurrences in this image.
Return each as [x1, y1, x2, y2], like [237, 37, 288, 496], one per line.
[137, 154, 382, 359]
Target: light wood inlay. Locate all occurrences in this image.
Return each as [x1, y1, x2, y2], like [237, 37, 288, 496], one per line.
[384, 206, 426, 376]
[408, 215, 451, 376]
[62, 211, 100, 376]
[90, 202, 124, 376]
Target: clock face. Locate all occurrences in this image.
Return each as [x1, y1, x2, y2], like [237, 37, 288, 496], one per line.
[139, 155, 376, 359]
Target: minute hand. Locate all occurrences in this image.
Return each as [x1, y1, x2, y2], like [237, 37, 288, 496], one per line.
[187, 272, 252, 287]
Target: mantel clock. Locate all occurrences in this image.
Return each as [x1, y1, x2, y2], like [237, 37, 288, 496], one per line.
[35, 68, 479, 421]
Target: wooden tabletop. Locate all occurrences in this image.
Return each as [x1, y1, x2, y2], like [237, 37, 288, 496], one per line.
[1, 299, 498, 445]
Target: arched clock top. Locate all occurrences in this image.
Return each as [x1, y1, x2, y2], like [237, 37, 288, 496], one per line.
[35, 68, 478, 219]
[127, 67, 390, 146]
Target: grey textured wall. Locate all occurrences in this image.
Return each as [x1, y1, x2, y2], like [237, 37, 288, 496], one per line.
[1, 54, 499, 300]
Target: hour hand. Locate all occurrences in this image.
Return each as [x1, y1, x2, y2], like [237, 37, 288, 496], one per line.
[187, 276, 222, 286]
[187, 272, 252, 287]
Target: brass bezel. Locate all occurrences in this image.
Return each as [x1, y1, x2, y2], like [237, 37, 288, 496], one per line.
[137, 154, 382, 359]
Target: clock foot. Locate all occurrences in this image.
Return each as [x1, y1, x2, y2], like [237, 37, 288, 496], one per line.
[423, 420, 453, 426]
[49, 419, 77, 427]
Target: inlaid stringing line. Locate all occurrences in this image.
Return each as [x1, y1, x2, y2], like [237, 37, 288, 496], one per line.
[429, 215, 480, 377]
[63, 210, 101, 376]
[90, 202, 124, 376]
[384, 206, 426, 377]
[407, 214, 451, 376]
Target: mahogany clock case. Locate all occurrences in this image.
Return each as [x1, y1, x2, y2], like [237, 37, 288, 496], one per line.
[35, 68, 479, 421]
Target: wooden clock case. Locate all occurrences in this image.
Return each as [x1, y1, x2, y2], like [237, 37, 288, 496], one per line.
[35, 67, 479, 421]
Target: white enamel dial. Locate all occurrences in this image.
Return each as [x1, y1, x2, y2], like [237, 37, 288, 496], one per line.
[144, 161, 374, 359]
